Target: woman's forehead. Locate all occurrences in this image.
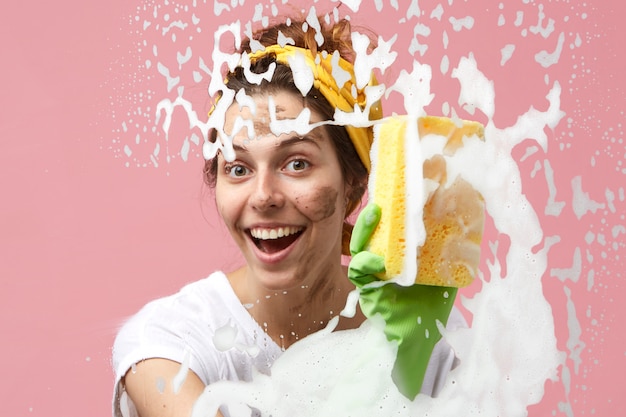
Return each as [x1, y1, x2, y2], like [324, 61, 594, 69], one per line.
[223, 91, 322, 137]
[224, 124, 329, 151]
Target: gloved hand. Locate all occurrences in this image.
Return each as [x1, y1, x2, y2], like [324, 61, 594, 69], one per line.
[348, 203, 457, 400]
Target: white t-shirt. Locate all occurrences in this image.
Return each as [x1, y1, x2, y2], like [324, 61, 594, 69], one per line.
[112, 271, 464, 417]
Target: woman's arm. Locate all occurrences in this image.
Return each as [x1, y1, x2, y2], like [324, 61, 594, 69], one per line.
[124, 358, 224, 417]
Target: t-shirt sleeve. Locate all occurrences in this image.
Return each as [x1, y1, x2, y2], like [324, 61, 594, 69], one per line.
[110, 273, 278, 417]
[420, 306, 467, 397]
[112, 292, 218, 380]
[111, 284, 220, 417]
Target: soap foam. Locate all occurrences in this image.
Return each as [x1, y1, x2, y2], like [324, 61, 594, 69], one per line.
[111, 1, 621, 415]
[187, 7, 563, 416]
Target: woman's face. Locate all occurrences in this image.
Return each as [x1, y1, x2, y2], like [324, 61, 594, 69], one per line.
[215, 91, 350, 291]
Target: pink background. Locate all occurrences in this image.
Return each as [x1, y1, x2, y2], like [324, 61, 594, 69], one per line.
[1, 1, 624, 416]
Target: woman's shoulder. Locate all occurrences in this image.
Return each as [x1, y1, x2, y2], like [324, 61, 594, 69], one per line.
[112, 272, 238, 366]
[115, 271, 239, 338]
[135, 271, 233, 313]
[173, 270, 235, 309]
[172, 270, 231, 299]
[111, 271, 252, 417]
[111, 270, 278, 385]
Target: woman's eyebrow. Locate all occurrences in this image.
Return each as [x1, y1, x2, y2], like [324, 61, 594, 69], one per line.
[275, 135, 322, 150]
[231, 134, 322, 154]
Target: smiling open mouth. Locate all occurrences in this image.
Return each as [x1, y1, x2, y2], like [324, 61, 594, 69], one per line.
[248, 226, 304, 254]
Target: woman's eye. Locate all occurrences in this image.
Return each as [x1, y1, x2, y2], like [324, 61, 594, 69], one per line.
[225, 164, 249, 177]
[285, 159, 309, 172]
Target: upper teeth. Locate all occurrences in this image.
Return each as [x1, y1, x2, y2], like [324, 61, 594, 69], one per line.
[250, 226, 302, 240]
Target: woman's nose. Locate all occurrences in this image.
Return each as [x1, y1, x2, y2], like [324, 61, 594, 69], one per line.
[249, 170, 285, 211]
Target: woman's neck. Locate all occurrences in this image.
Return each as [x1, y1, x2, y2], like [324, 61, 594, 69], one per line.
[227, 264, 364, 349]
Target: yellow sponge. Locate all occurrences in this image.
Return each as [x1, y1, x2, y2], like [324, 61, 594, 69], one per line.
[368, 115, 485, 287]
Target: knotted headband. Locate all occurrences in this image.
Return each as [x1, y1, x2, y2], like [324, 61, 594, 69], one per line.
[243, 44, 383, 172]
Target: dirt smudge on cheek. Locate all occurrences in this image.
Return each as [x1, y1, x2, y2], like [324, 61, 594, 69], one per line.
[295, 186, 340, 222]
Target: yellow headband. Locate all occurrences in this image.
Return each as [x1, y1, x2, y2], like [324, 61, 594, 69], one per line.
[245, 45, 382, 172]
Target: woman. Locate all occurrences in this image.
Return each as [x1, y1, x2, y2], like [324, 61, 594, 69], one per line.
[112, 16, 463, 417]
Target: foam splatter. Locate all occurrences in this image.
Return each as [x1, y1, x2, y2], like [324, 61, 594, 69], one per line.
[108, 1, 625, 415]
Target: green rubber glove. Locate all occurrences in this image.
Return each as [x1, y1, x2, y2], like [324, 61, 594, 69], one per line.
[348, 203, 457, 400]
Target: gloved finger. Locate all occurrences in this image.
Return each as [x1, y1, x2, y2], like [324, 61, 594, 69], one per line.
[348, 251, 385, 287]
[350, 203, 382, 256]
